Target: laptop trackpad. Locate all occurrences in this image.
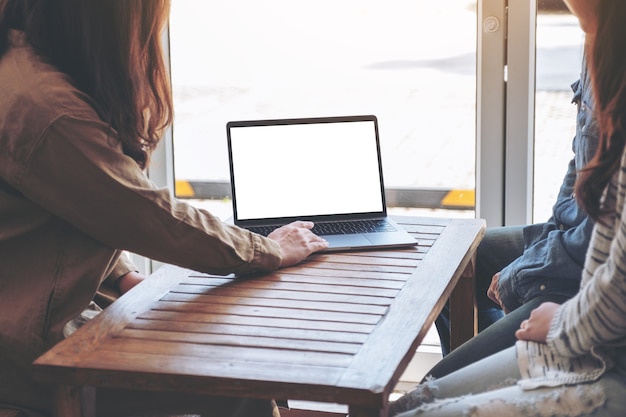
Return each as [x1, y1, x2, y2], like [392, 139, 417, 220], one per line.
[323, 234, 371, 249]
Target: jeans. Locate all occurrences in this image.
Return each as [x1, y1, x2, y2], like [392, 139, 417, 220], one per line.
[390, 347, 626, 417]
[435, 226, 525, 355]
[427, 294, 570, 379]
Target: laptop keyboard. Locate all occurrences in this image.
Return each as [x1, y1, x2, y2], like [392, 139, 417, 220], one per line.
[245, 219, 397, 237]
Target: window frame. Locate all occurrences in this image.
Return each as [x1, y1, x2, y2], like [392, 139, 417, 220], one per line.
[477, 0, 536, 227]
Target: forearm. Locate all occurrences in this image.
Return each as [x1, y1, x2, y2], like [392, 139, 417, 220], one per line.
[547, 217, 626, 356]
[115, 270, 146, 294]
[19, 116, 282, 276]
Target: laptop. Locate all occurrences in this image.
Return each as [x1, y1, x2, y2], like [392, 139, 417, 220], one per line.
[226, 115, 417, 252]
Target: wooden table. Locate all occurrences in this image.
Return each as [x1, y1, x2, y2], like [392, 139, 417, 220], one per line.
[33, 215, 485, 417]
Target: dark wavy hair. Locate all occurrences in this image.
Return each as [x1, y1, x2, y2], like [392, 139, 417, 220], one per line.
[0, 0, 173, 169]
[576, 0, 626, 219]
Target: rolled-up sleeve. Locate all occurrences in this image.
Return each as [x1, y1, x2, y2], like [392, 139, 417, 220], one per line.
[103, 252, 138, 286]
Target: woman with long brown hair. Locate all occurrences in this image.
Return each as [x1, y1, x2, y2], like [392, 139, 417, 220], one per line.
[0, 0, 327, 415]
[389, 1, 626, 415]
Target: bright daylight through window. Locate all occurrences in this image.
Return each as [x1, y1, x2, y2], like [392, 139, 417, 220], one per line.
[168, 0, 477, 220]
[533, 1, 584, 220]
[168, 0, 583, 223]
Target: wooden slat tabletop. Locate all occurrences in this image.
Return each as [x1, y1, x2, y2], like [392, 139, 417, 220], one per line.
[33, 215, 485, 417]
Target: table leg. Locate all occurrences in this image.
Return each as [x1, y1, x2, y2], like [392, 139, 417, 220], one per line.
[53, 386, 95, 417]
[449, 254, 478, 351]
[53, 386, 81, 417]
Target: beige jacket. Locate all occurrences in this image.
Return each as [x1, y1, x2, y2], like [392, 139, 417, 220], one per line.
[0, 31, 281, 415]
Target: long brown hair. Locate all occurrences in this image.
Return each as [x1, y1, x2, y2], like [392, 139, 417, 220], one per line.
[0, 0, 173, 169]
[576, 0, 626, 219]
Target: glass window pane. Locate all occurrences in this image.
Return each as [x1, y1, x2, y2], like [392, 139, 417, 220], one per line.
[169, 0, 477, 218]
[533, 1, 585, 221]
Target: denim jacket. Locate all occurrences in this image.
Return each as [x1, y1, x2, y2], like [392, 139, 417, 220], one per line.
[498, 60, 598, 312]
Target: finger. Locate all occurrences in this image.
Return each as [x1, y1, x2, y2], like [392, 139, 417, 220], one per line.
[308, 234, 329, 246]
[312, 234, 328, 243]
[487, 288, 498, 304]
[311, 240, 329, 252]
[291, 220, 314, 229]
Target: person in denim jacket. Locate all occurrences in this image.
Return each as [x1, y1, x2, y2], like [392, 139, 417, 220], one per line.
[493, 73, 597, 313]
[433, 55, 598, 367]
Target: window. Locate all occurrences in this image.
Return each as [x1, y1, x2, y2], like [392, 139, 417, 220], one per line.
[533, 2, 584, 221]
[168, 0, 478, 219]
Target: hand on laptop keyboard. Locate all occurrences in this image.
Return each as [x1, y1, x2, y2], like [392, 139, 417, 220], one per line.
[248, 219, 396, 237]
[311, 219, 396, 235]
[267, 221, 329, 267]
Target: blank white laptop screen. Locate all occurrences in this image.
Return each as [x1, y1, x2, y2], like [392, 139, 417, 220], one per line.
[229, 119, 384, 221]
